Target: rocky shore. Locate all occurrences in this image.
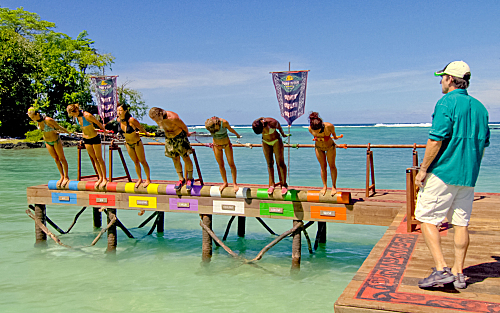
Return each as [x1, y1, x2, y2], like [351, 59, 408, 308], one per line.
[0, 140, 79, 149]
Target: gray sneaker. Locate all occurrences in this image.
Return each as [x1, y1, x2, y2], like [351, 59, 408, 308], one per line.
[418, 267, 456, 288]
[454, 273, 467, 289]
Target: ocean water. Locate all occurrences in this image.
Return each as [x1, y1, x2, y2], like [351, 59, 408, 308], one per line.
[0, 124, 497, 312]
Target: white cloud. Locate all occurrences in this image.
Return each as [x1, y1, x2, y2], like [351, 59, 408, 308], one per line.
[118, 62, 272, 90]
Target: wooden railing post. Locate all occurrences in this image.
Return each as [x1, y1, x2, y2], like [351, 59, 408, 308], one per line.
[412, 143, 419, 167]
[406, 167, 420, 232]
[365, 143, 376, 197]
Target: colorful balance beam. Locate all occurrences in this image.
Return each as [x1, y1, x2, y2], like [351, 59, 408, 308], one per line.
[48, 180, 351, 204]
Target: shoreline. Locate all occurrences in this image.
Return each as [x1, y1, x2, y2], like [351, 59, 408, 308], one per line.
[0, 140, 79, 149]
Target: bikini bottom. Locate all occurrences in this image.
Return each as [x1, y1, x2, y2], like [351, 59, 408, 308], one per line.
[126, 139, 142, 149]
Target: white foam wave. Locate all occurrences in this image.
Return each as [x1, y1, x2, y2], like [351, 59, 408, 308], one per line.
[374, 123, 432, 127]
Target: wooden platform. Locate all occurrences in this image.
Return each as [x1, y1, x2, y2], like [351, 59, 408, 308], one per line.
[26, 180, 406, 226]
[335, 192, 500, 313]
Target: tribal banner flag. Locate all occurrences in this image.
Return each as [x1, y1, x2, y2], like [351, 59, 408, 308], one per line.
[271, 70, 309, 125]
[90, 76, 118, 124]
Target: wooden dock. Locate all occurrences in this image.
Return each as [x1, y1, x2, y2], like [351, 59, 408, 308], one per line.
[335, 192, 500, 313]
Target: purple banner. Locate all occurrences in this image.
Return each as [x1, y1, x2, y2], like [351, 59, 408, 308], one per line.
[91, 76, 118, 124]
[271, 71, 308, 125]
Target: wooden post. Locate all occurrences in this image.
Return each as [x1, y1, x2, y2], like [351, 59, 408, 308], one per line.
[157, 212, 164, 233]
[406, 168, 420, 233]
[201, 214, 212, 262]
[291, 220, 302, 271]
[106, 209, 117, 253]
[237, 216, 246, 237]
[34, 204, 47, 246]
[365, 143, 376, 197]
[318, 221, 327, 243]
[93, 207, 101, 228]
[412, 143, 419, 167]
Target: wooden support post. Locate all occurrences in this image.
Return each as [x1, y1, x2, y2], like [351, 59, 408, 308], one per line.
[192, 149, 204, 186]
[78, 141, 99, 180]
[365, 143, 376, 197]
[201, 214, 213, 263]
[412, 143, 419, 167]
[314, 222, 327, 250]
[291, 220, 302, 271]
[222, 216, 236, 241]
[106, 209, 117, 253]
[237, 216, 246, 237]
[406, 167, 420, 233]
[157, 212, 164, 233]
[34, 204, 47, 246]
[318, 221, 327, 243]
[108, 142, 132, 182]
[93, 207, 101, 228]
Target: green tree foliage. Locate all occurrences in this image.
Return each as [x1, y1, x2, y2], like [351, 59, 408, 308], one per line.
[0, 7, 55, 37]
[0, 28, 41, 136]
[117, 81, 148, 120]
[35, 30, 115, 121]
[0, 7, 115, 136]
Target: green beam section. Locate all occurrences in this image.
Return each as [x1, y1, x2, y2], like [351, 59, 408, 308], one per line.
[260, 202, 295, 217]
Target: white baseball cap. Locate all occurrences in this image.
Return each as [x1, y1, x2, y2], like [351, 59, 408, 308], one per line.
[435, 61, 471, 78]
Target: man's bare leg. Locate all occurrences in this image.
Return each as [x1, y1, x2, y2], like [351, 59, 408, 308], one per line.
[421, 222, 448, 271]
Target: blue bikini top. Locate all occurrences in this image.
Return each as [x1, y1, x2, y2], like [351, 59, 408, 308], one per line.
[76, 111, 92, 127]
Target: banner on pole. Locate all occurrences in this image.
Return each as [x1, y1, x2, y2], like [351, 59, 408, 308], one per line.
[90, 76, 118, 124]
[271, 70, 309, 125]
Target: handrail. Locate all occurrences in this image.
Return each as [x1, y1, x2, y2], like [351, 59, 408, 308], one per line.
[102, 141, 427, 149]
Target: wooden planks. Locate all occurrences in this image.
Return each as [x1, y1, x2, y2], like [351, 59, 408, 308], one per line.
[26, 183, 406, 225]
[335, 193, 500, 313]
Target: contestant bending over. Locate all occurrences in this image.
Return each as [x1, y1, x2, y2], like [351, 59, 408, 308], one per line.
[252, 117, 289, 196]
[27, 107, 72, 187]
[149, 107, 195, 191]
[205, 116, 241, 192]
[66, 103, 108, 189]
[117, 103, 152, 188]
[308, 112, 343, 196]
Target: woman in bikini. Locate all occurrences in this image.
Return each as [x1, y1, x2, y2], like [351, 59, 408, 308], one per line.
[205, 116, 241, 192]
[308, 112, 343, 196]
[66, 103, 108, 189]
[252, 117, 289, 196]
[117, 103, 152, 188]
[27, 107, 72, 188]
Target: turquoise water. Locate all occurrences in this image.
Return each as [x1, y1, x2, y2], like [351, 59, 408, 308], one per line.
[0, 125, 497, 312]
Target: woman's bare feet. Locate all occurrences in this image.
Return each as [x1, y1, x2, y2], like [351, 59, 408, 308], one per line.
[233, 183, 239, 193]
[320, 186, 328, 196]
[331, 187, 337, 197]
[142, 179, 151, 188]
[219, 182, 228, 192]
[99, 178, 108, 190]
[95, 178, 103, 189]
[61, 177, 70, 187]
[56, 177, 64, 188]
[135, 178, 143, 188]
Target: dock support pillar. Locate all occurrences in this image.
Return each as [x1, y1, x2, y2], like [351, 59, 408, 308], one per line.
[318, 222, 327, 243]
[93, 207, 101, 228]
[237, 216, 245, 237]
[201, 214, 213, 263]
[157, 212, 164, 233]
[34, 204, 47, 246]
[106, 209, 117, 253]
[291, 220, 302, 271]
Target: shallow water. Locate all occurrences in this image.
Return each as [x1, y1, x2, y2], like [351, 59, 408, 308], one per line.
[0, 125, 497, 312]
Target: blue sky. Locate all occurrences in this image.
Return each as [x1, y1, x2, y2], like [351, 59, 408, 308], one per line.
[4, 0, 500, 125]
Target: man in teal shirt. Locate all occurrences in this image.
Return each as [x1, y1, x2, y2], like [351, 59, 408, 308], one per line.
[414, 61, 490, 289]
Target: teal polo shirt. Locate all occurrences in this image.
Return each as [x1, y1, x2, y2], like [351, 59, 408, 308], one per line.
[428, 89, 490, 187]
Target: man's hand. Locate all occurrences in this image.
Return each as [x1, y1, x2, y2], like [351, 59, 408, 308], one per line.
[415, 169, 427, 188]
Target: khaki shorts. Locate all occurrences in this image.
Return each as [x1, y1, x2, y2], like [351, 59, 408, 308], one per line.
[415, 173, 474, 227]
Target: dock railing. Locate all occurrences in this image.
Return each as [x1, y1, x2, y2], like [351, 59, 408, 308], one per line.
[83, 138, 426, 200]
